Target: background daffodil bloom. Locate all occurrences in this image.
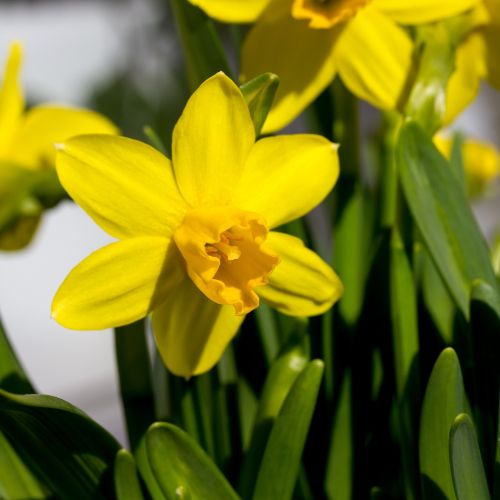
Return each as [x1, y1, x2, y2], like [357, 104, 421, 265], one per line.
[188, 0, 478, 132]
[51, 72, 343, 378]
[445, 0, 500, 122]
[0, 42, 118, 250]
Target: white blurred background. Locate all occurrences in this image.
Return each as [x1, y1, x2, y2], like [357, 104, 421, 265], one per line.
[0, 0, 499, 446]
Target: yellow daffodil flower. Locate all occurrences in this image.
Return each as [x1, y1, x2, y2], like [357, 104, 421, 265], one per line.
[188, 0, 478, 132]
[51, 72, 343, 378]
[434, 134, 500, 197]
[445, 0, 500, 122]
[0, 42, 118, 250]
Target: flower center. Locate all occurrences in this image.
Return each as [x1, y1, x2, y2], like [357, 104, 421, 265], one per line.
[291, 0, 371, 28]
[174, 206, 279, 315]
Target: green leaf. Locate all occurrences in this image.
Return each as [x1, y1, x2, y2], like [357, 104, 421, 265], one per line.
[470, 280, 500, 486]
[0, 389, 120, 499]
[239, 73, 279, 136]
[0, 429, 48, 499]
[397, 121, 498, 319]
[325, 371, 353, 500]
[252, 359, 324, 500]
[0, 316, 34, 394]
[334, 180, 370, 327]
[254, 301, 280, 365]
[114, 449, 146, 500]
[419, 348, 468, 499]
[115, 320, 155, 451]
[135, 436, 166, 500]
[421, 250, 456, 343]
[146, 422, 240, 500]
[450, 414, 490, 500]
[390, 229, 420, 500]
[239, 330, 309, 497]
[169, 0, 231, 92]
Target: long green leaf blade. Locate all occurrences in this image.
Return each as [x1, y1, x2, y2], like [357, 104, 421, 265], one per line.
[397, 121, 498, 318]
[252, 360, 324, 500]
[115, 319, 155, 451]
[419, 348, 468, 499]
[0, 316, 34, 393]
[450, 414, 490, 500]
[114, 449, 146, 500]
[169, 0, 231, 91]
[390, 229, 420, 500]
[239, 331, 309, 498]
[0, 429, 48, 499]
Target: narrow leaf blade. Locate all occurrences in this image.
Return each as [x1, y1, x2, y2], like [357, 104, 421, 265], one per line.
[397, 121, 498, 318]
[419, 348, 468, 499]
[252, 360, 324, 500]
[114, 449, 146, 500]
[450, 413, 490, 500]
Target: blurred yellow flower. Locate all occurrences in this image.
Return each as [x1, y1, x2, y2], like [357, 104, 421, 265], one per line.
[0, 42, 118, 250]
[189, 0, 478, 132]
[52, 72, 343, 377]
[445, 0, 500, 122]
[434, 134, 500, 197]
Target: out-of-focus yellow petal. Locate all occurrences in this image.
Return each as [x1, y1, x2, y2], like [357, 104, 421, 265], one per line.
[444, 33, 486, 124]
[234, 134, 339, 228]
[257, 232, 343, 316]
[187, 0, 270, 23]
[373, 0, 478, 24]
[52, 237, 184, 330]
[152, 277, 244, 377]
[6, 106, 118, 170]
[172, 72, 254, 206]
[334, 6, 413, 110]
[56, 135, 187, 240]
[483, 26, 500, 89]
[241, 1, 339, 133]
[0, 42, 23, 157]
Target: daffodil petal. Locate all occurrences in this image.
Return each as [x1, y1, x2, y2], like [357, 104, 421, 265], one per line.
[52, 237, 184, 330]
[187, 0, 269, 23]
[334, 6, 413, 110]
[172, 72, 255, 206]
[257, 232, 343, 316]
[241, 1, 339, 133]
[373, 0, 478, 24]
[484, 26, 500, 89]
[234, 134, 339, 228]
[0, 42, 23, 157]
[6, 106, 118, 170]
[56, 135, 187, 240]
[152, 277, 244, 377]
[444, 33, 486, 124]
